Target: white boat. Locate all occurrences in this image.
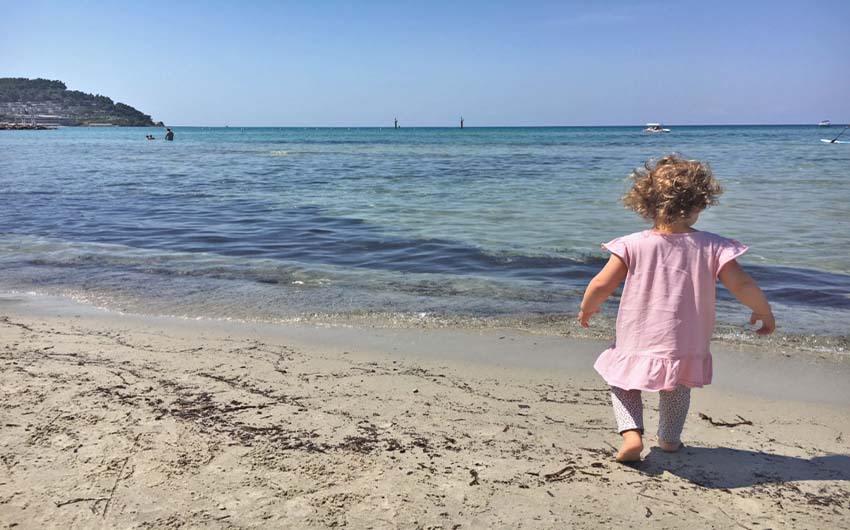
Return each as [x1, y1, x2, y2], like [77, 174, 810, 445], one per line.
[818, 120, 831, 127]
[643, 123, 670, 133]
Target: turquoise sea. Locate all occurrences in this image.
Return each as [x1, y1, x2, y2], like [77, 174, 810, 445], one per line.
[1, 125, 848, 341]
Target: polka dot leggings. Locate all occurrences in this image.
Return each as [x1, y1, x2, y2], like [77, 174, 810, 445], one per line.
[610, 385, 691, 443]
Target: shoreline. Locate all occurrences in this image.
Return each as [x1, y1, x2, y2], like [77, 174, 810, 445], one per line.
[4, 289, 847, 361]
[1, 292, 849, 528]
[0, 123, 57, 130]
[4, 291, 850, 406]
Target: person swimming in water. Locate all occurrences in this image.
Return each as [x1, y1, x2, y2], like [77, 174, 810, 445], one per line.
[165, 128, 174, 141]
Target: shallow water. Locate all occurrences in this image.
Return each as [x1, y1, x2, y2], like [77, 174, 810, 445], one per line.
[0, 125, 848, 337]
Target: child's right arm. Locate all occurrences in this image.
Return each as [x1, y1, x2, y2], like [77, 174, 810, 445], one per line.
[578, 254, 628, 327]
[718, 259, 776, 335]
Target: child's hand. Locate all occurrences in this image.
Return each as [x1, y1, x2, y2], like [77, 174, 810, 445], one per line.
[578, 308, 598, 328]
[749, 312, 776, 335]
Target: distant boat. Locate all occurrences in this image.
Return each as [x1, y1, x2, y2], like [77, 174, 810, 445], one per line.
[818, 120, 831, 127]
[643, 123, 670, 133]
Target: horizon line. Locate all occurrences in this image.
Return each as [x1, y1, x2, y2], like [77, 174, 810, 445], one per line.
[156, 123, 839, 129]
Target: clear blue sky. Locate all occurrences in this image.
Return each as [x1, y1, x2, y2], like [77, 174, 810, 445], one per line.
[3, 1, 848, 126]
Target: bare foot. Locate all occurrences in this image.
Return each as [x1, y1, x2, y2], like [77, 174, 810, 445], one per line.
[616, 430, 643, 462]
[658, 439, 681, 452]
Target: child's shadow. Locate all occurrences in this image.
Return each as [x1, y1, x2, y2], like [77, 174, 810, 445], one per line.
[631, 446, 850, 489]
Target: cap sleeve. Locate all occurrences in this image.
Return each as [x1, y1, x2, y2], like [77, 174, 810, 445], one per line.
[602, 237, 630, 268]
[714, 237, 748, 279]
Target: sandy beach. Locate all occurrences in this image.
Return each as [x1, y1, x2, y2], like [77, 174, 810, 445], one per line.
[1, 294, 848, 529]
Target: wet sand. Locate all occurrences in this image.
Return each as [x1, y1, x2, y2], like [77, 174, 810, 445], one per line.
[1, 294, 848, 529]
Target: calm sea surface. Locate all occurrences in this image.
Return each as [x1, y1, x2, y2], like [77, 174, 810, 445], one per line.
[1, 126, 848, 338]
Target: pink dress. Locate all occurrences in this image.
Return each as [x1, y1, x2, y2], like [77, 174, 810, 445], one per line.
[593, 230, 748, 392]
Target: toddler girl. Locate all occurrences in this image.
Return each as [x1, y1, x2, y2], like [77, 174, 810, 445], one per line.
[578, 155, 775, 462]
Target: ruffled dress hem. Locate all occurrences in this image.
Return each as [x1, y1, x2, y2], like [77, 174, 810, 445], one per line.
[593, 347, 713, 392]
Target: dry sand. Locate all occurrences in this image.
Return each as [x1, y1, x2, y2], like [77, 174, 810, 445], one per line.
[1, 294, 848, 529]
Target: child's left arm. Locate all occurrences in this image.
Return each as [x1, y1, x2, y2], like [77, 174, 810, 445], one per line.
[578, 254, 628, 327]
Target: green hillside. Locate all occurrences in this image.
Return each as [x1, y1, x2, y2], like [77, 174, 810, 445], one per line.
[0, 78, 161, 126]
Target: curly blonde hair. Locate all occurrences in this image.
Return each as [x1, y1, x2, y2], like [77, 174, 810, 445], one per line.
[622, 154, 723, 225]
